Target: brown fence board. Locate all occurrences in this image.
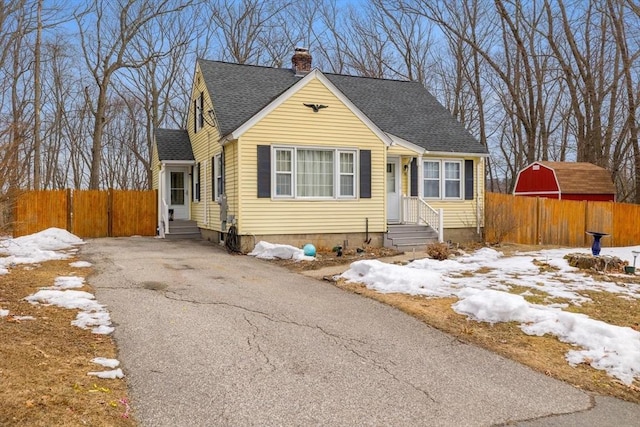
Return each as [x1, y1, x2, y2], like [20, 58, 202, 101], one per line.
[485, 192, 537, 244]
[486, 192, 640, 247]
[111, 190, 157, 237]
[538, 198, 586, 247]
[73, 190, 109, 238]
[585, 201, 614, 245]
[13, 190, 68, 237]
[13, 189, 157, 238]
[613, 202, 640, 247]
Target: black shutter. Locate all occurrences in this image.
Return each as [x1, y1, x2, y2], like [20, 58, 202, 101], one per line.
[211, 156, 216, 200]
[257, 145, 271, 198]
[191, 165, 195, 200]
[196, 162, 201, 201]
[220, 151, 225, 196]
[360, 150, 371, 198]
[465, 159, 474, 200]
[410, 158, 418, 197]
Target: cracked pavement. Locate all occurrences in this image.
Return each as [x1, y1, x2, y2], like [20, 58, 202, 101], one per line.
[81, 238, 639, 426]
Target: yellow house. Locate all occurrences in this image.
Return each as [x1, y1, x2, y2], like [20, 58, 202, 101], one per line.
[152, 48, 488, 252]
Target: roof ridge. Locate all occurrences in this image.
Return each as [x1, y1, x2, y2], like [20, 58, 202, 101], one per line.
[197, 58, 420, 84]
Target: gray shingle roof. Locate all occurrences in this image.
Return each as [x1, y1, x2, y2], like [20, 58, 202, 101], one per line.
[155, 128, 194, 161]
[198, 59, 487, 154]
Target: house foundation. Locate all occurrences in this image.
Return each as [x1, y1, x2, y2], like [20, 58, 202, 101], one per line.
[202, 228, 385, 254]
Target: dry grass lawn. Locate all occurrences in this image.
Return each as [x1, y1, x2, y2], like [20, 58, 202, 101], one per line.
[0, 258, 135, 426]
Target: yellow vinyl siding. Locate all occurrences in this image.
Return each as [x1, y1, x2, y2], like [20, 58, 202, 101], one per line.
[188, 63, 223, 229]
[425, 156, 485, 228]
[237, 78, 387, 235]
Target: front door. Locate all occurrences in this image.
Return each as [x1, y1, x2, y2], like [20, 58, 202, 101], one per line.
[168, 168, 189, 220]
[387, 158, 400, 223]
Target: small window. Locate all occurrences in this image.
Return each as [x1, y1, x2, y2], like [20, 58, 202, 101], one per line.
[193, 163, 201, 202]
[213, 154, 224, 200]
[339, 151, 355, 197]
[444, 161, 461, 198]
[424, 161, 440, 198]
[275, 148, 293, 197]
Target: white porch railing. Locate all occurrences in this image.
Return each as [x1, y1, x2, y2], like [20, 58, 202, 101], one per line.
[401, 196, 444, 242]
[160, 198, 169, 237]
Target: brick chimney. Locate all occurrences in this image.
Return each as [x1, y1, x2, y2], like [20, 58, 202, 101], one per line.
[292, 47, 312, 76]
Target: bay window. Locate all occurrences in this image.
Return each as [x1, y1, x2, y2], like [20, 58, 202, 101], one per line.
[273, 147, 357, 199]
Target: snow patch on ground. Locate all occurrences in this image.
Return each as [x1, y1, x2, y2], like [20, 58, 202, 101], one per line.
[69, 261, 92, 268]
[88, 368, 124, 379]
[92, 357, 120, 369]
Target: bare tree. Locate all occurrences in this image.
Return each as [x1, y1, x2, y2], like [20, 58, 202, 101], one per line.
[204, 0, 291, 65]
[76, 0, 191, 189]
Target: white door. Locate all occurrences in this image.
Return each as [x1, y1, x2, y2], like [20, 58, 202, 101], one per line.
[167, 168, 189, 220]
[387, 158, 400, 223]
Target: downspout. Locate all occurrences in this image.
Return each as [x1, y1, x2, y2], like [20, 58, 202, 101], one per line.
[205, 131, 210, 226]
[158, 163, 164, 237]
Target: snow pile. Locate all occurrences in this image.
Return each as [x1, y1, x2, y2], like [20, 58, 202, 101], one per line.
[342, 260, 447, 297]
[0, 308, 8, 317]
[249, 241, 315, 261]
[341, 244, 640, 384]
[0, 228, 84, 269]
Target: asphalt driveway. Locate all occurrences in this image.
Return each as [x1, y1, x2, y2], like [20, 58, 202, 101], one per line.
[82, 238, 637, 426]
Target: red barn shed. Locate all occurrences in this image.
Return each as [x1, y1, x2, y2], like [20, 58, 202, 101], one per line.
[513, 161, 616, 201]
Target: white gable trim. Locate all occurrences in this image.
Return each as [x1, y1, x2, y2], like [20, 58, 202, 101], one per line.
[386, 133, 424, 153]
[221, 69, 392, 146]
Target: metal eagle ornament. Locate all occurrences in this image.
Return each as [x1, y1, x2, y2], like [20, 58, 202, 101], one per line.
[303, 103, 328, 112]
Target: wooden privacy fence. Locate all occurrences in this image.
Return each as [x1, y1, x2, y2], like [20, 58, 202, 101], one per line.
[485, 192, 640, 247]
[13, 189, 157, 238]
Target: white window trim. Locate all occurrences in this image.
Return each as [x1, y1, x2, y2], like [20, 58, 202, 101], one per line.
[193, 162, 201, 202]
[272, 145, 358, 200]
[423, 159, 463, 201]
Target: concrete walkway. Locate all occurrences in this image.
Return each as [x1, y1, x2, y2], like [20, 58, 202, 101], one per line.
[82, 238, 639, 426]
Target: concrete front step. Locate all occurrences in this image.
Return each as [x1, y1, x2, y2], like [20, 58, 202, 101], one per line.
[385, 224, 438, 251]
[165, 220, 201, 240]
